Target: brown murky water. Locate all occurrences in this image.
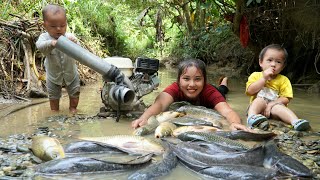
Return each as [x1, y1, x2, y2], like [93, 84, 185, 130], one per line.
[0, 68, 319, 179]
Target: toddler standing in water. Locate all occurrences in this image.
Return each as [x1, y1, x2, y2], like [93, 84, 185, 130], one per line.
[36, 4, 80, 113]
[132, 58, 249, 131]
[246, 44, 310, 131]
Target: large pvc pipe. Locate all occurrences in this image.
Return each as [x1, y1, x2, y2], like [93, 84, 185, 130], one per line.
[56, 36, 120, 82]
[55, 36, 135, 104]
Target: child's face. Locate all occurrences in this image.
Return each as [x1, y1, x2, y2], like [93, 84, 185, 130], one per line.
[178, 66, 204, 100]
[259, 48, 285, 75]
[43, 11, 67, 39]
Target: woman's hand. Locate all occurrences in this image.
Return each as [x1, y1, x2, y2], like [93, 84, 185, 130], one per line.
[215, 102, 252, 131]
[230, 122, 254, 132]
[131, 92, 174, 129]
[131, 118, 147, 129]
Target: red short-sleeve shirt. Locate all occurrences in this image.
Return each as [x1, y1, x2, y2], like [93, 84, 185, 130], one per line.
[163, 82, 226, 109]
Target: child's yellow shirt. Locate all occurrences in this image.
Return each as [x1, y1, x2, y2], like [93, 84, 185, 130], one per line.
[246, 72, 293, 103]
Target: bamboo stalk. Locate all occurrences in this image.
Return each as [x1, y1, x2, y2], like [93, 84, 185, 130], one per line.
[0, 21, 22, 30]
[21, 41, 31, 90]
[14, 95, 31, 102]
[31, 51, 40, 79]
[0, 56, 9, 79]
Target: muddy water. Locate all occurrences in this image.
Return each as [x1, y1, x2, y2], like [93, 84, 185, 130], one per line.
[0, 68, 319, 179]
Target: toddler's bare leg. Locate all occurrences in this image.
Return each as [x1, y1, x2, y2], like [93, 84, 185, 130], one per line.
[69, 97, 79, 113]
[269, 104, 298, 124]
[247, 97, 267, 116]
[50, 99, 59, 111]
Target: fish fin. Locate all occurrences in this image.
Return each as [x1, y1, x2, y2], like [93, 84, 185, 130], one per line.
[124, 153, 154, 164]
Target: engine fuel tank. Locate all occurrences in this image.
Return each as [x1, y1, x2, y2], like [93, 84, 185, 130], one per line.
[104, 57, 134, 77]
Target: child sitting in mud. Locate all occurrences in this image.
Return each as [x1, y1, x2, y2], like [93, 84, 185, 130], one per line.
[132, 58, 250, 131]
[36, 4, 80, 113]
[246, 44, 310, 131]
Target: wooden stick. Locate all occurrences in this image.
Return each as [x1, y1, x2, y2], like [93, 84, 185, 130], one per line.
[14, 95, 31, 102]
[292, 84, 313, 86]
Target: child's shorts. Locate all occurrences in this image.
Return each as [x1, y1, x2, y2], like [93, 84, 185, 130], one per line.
[47, 77, 80, 100]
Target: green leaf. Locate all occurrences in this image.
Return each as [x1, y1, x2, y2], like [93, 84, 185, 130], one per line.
[246, 0, 253, 6]
[256, 0, 262, 3]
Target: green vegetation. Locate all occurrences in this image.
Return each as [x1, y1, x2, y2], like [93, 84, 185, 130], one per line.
[0, 0, 239, 60]
[1, 0, 319, 88]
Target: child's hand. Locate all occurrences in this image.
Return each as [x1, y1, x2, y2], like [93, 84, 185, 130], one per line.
[264, 102, 274, 118]
[51, 40, 57, 47]
[262, 67, 275, 80]
[265, 101, 283, 118]
[68, 36, 77, 43]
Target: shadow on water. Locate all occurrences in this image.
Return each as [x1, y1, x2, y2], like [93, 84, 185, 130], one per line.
[0, 68, 319, 179]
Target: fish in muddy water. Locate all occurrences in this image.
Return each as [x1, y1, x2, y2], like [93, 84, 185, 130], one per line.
[128, 147, 177, 180]
[154, 122, 177, 138]
[64, 141, 124, 154]
[176, 105, 222, 120]
[79, 135, 164, 155]
[171, 116, 222, 128]
[35, 154, 153, 174]
[176, 141, 242, 154]
[169, 142, 278, 179]
[31, 136, 65, 161]
[214, 130, 276, 141]
[176, 105, 229, 129]
[177, 131, 250, 150]
[133, 116, 159, 136]
[176, 150, 278, 179]
[263, 140, 313, 177]
[168, 101, 191, 111]
[156, 111, 185, 123]
[172, 126, 220, 137]
[197, 164, 278, 179]
[171, 142, 265, 167]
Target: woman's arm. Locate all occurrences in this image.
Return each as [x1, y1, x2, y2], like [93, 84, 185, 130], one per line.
[131, 92, 174, 128]
[214, 102, 251, 131]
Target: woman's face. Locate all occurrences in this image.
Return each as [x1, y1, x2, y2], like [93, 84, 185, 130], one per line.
[179, 66, 204, 100]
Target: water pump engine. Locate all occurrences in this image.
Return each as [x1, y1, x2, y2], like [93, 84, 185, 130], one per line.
[100, 57, 160, 114]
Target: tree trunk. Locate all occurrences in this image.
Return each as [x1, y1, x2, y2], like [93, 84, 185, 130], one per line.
[233, 0, 244, 36]
[194, 0, 206, 30]
[177, 0, 193, 33]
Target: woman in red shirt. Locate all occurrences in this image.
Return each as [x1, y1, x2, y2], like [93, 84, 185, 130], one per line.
[131, 59, 249, 131]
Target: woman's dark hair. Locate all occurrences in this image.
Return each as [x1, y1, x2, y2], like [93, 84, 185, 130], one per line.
[259, 44, 288, 64]
[177, 58, 207, 84]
